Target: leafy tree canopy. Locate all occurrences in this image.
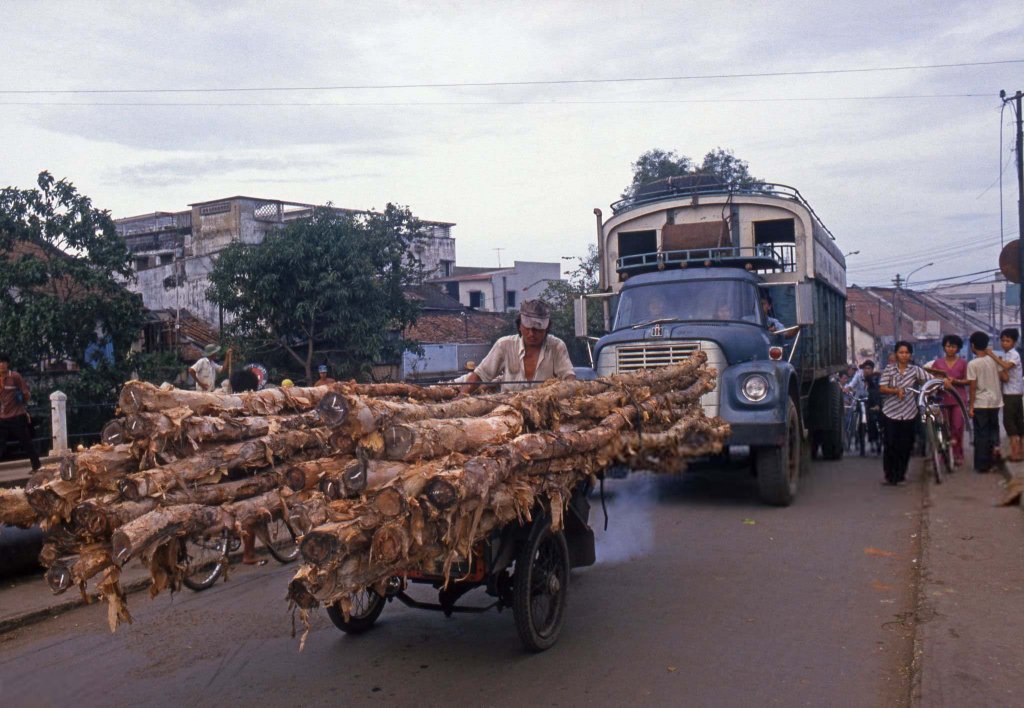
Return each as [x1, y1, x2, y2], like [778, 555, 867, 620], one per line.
[207, 204, 425, 382]
[541, 245, 604, 365]
[622, 147, 762, 199]
[0, 171, 143, 371]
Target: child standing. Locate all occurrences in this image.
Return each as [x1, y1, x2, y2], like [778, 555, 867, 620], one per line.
[966, 331, 1004, 473]
[992, 328, 1023, 461]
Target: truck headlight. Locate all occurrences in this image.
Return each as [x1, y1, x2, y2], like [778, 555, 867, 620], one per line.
[742, 374, 769, 402]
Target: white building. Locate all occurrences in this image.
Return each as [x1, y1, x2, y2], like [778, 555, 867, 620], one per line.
[430, 261, 562, 313]
[116, 196, 456, 330]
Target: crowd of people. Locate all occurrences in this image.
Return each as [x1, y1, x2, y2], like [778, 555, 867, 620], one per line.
[843, 328, 1024, 486]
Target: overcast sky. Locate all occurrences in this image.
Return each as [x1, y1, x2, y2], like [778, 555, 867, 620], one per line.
[2, 1, 1022, 288]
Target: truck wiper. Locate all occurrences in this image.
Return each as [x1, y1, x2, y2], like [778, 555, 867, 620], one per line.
[630, 317, 684, 330]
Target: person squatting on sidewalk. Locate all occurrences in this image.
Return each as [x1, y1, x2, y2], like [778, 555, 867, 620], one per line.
[992, 328, 1024, 461]
[878, 341, 928, 485]
[0, 352, 41, 471]
[966, 331, 1003, 474]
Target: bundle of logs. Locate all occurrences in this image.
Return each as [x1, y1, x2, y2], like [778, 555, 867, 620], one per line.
[0, 351, 728, 634]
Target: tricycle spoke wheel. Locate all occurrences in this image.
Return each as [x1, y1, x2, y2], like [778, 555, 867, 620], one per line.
[326, 588, 385, 635]
[513, 515, 569, 652]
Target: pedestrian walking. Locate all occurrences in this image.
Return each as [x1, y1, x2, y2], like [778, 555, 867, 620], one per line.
[927, 335, 969, 467]
[992, 328, 1023, 461]
[878, 341, 927, 485]
[966, 331, 1003, 474]
[0, 353, 41, 471]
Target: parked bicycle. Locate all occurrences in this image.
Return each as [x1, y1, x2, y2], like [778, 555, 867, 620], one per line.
[906, 379, 967, 484]
[180, 515, 299, 591]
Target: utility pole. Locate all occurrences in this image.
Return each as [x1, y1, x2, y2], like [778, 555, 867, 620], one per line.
[892, 273, 904, 342]
[1000, 90, 1024, 326]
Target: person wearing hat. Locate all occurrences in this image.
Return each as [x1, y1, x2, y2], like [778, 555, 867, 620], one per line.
[188, 344, 225, 392]
[313, 364, 337, 387]
[462, 299, 575, 393]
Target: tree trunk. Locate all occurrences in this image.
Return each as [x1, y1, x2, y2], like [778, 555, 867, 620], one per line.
[45, 545, 112, 594]
[378, 405, 523, 461]
[111, 504, 228, 566]
[0, 487, 36, 527]
[118, 380, 333, 416]
[119, 428, 331, 500]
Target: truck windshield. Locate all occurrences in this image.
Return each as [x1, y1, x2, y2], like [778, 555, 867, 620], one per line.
[613, 280, 763, 330]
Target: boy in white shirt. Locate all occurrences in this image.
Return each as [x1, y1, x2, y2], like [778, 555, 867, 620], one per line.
[992, 328, 1024, 461]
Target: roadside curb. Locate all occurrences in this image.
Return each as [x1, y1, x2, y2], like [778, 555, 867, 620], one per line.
[0, 575, 151, 635]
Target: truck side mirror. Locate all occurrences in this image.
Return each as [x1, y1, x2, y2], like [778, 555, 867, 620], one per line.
[574, 296, 588, 338]
[795, 283, 814, 325]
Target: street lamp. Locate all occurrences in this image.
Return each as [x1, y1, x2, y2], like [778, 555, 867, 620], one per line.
[895, 262, 934, 341]
[844, 250, 860, 258]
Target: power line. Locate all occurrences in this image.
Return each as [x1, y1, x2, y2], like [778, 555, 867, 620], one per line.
[0, 93, 995, 108]
[1, 59, 1020, 95]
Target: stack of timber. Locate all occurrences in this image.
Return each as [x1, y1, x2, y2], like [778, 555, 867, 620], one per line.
[0, 352, 728, 634]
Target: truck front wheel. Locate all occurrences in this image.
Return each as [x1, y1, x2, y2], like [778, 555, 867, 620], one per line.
[755, 399, 801, 506]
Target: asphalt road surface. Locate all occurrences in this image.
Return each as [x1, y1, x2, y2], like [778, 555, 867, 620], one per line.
[0, 452, 922, 706]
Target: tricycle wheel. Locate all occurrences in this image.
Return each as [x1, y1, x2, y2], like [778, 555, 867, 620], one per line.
[513, 514, 570, 652]
[326, 589, 385, 634]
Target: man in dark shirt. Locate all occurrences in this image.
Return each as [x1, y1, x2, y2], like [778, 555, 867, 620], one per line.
[0, 352, 41, 470]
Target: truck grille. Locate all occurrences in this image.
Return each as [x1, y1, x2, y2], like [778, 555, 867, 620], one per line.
[616, 342, 701, 371]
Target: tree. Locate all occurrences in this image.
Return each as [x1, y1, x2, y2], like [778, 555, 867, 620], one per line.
[541, 246, 604, 365]
[622, 147, 762, 199]
[0, 172, 143, 372]
[207, 204, 425, 382]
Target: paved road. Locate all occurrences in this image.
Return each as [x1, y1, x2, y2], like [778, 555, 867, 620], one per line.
[0, 452, 923, 706]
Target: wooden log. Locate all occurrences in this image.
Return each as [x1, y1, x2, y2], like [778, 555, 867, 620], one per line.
[110, 409, 323, 449]
[0, 487, 37, 527]
[70, 499, 157, 539]
[350, 382, 462, 402]
[117, 380, 333, 417]
[119, 428, 331, 500]
[317, 390, 514, 437]
[378, 405, 523, 461]
[111, 504, 228, 566]
[59, 444, 138, 487]
[45, 545, 112, 594]
[26, 478, 83, 519]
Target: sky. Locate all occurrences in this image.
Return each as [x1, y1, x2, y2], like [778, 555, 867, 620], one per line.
[1, 1, 1022, 288]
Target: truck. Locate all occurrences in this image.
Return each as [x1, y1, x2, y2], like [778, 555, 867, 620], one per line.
[574, 177, 848, 505]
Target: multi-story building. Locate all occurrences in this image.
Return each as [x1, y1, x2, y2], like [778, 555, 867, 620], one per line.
[430, 261, 562, 313]
[116, 196, 456, 330]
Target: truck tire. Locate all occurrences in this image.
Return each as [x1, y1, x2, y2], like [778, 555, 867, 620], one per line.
[818, 379, 845, 461]
[756, 398, 801, 506]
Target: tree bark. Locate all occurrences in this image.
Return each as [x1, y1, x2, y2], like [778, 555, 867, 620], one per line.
[0, 487, 36, 527]
[118, 380, 333, 416]
[119, 428, 331, 500]
[378, 405, 523, 461]
[45, 545, 112, 594]
[111, 504, 228, 566]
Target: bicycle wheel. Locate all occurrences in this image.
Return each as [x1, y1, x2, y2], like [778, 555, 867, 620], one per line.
[856, 412, 867, 457]
[181, 531, 228, 591]
[265, 517, 300, 564]
[935, 418, 955, 477]
[924, 417, 945, 485]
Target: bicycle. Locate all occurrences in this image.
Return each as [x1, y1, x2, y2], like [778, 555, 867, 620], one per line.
[180, 515, 300, 591]
[906, 379, 967, 485]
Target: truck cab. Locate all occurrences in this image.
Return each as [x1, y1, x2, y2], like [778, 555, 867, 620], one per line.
[577, 180, 848, 505]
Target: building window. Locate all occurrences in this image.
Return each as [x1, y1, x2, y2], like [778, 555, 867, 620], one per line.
[965, 301, 978, 312]
[135, 257, 150, 271]
[160, 253, 174, 265]
[506, 291, 517, 309]
[440, 259, 454, 277]
[469, 291, 483, 309]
